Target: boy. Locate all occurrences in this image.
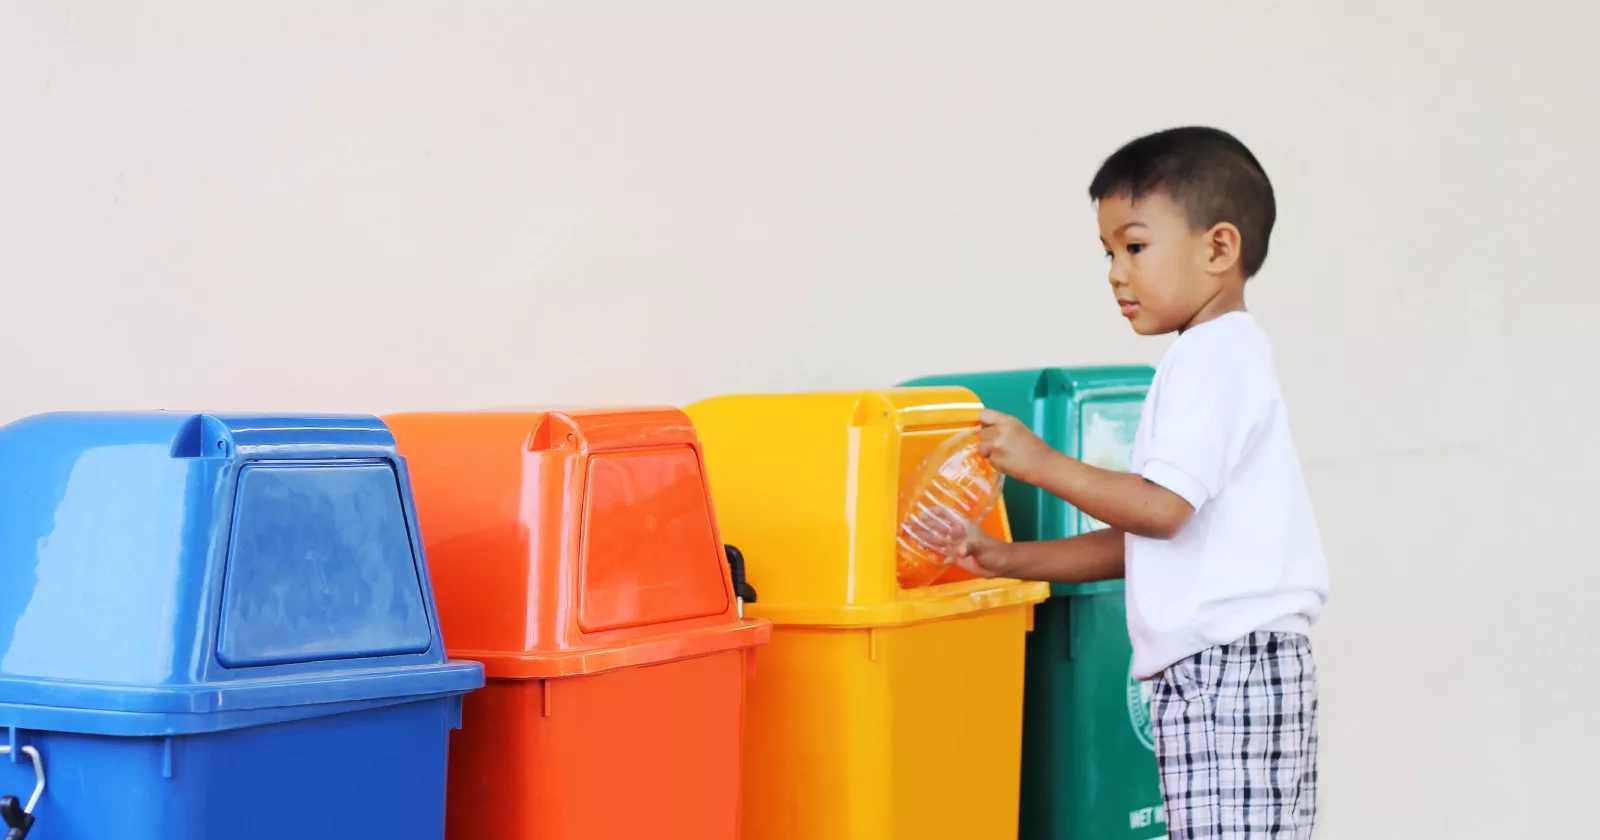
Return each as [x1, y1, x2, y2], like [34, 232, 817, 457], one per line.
[953, 127, 1330, 838]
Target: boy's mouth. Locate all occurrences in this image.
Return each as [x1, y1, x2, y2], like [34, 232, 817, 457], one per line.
[1118, 300, 1141, 318]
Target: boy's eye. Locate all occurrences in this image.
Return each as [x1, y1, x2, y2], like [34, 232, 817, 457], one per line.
[1103, 251, 1114, 261]
[1126, 243, 1146, 255]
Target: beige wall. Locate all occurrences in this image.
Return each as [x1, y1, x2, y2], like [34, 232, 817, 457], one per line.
[2, 2, 1595, 836]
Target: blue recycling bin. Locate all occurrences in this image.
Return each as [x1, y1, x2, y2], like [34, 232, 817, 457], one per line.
[0, 412, 484, 840]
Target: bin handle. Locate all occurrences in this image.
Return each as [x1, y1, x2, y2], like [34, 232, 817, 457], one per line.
[724, 545, 757, 616]
[0, 744, 44, 840]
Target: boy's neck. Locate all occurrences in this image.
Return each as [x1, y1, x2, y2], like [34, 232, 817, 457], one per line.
[1179, 278, 1248, 334]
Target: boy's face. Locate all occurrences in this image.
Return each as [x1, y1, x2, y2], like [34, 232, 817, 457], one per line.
[1097, 191, 1225, 335]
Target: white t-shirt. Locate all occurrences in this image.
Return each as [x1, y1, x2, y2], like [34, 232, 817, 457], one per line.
[1126, 311, 1330, 680]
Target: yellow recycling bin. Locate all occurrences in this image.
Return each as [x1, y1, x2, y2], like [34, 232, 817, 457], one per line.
[687, 388, 1050, 840]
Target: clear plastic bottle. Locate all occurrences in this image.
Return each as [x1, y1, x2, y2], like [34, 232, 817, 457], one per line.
[896, 428, 1004, 588]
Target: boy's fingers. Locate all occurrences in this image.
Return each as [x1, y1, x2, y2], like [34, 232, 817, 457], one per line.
[952, 554, 989, 578]
[977, 409, 1003, 426]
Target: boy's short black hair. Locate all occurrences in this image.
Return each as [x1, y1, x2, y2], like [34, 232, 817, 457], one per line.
[1089, 127, 1276, 278]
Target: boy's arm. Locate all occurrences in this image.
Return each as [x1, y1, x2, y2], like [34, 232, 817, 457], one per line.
[956, 526, 1124, 584]
[977, 410, 1193, 540]
[1022, 449, 1193, 540]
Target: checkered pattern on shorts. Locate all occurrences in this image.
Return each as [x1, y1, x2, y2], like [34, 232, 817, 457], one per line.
[1151, 632, 1319, 839]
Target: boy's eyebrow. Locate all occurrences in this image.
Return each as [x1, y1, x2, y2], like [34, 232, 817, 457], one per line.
[1099, 221, 1148, 245]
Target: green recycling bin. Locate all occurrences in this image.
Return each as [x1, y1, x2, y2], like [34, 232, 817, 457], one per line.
[900, 366, 1165, 840]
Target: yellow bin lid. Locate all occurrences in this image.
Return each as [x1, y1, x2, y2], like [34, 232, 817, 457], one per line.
[687, 387, 1049, 628]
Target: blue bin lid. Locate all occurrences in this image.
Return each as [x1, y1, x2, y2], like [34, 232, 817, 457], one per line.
[0, 413, 483, 736]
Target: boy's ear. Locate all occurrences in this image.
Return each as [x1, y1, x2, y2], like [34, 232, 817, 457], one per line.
[1204, 222, 1243, 277]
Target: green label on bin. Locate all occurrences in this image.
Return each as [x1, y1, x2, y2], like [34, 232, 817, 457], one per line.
[1126, 657, 1155, 751]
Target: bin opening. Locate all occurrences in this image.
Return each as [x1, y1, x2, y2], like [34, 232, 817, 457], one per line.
[217, 461, 433, 668]
[896, 425, 1007, 588]
[578, 447, 731, 633]
[1076, 397, 1144, 533]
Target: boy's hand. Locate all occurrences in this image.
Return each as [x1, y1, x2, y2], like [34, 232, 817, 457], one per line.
[951, 523, 1018, 579]
[978, 409, 1058, 483]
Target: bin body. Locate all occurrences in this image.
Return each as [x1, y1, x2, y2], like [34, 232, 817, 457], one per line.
[687, 389, 1050, 840]
[387, 408, 770, 840]
[0, 700, 458, 840]
[0, 412, 483, 840]
[902, 367, 1165, 840]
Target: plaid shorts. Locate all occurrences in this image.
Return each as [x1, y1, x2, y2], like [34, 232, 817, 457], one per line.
[1151, 632, 1319, 839]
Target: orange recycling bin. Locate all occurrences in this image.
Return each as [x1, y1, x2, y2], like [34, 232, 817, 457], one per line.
[386, 408, 771, 840]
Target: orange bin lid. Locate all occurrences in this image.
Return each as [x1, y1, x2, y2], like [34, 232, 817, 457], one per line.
[386, 408, 770, 680]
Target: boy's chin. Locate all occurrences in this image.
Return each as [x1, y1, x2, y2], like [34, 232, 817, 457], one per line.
[1127, 318, 1167, 336]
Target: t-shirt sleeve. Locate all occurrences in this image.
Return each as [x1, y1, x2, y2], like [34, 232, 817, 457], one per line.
[1139, 339, 1269, 512]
